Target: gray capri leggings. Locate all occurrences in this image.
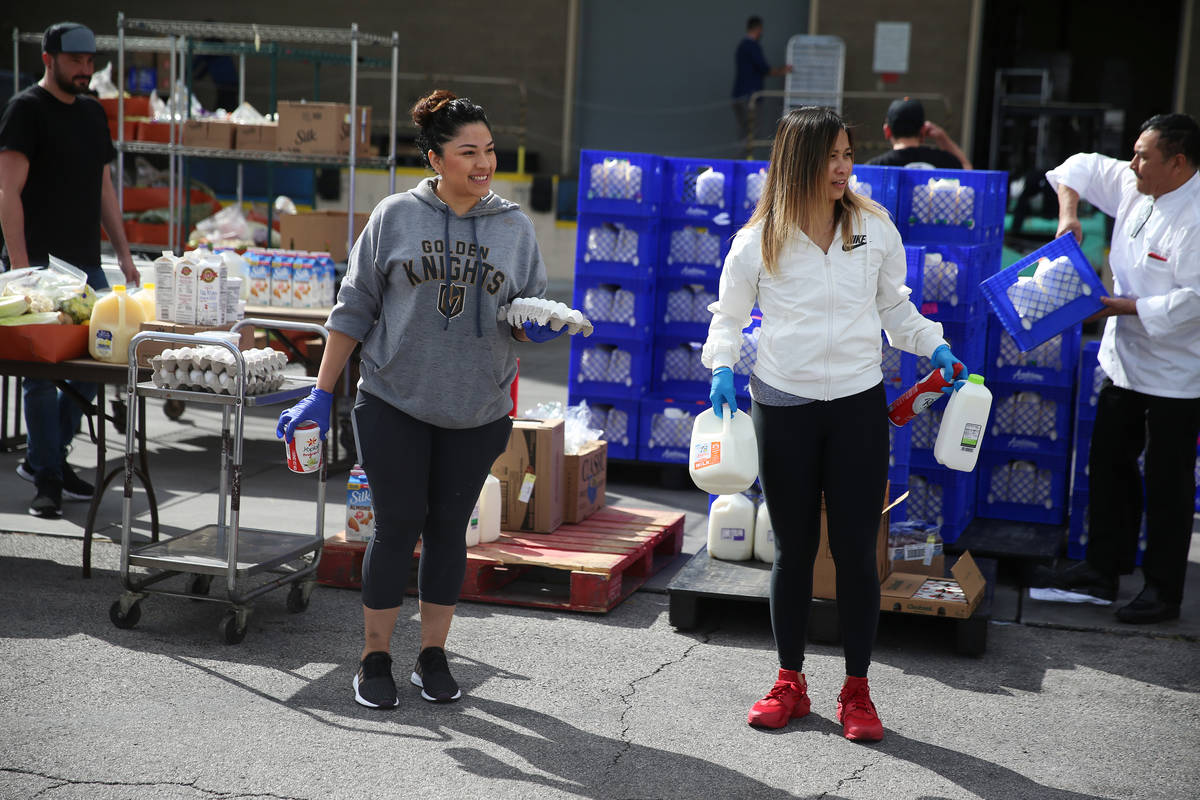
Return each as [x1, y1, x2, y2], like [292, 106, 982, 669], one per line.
[352, 390, 513, 609]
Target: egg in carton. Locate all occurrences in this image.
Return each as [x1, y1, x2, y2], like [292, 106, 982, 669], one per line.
[498, 296, 594, 336]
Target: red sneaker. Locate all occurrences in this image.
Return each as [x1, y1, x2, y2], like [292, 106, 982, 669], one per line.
[747, 669, 810, 729]
[836, 676, 884, 742]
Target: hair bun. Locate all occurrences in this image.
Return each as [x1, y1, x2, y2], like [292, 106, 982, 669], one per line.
[411, 89, 458, 128]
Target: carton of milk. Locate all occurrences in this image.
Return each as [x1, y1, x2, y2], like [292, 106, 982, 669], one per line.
[314, 251, 336, 306]
[153, 252, 176, 322]
[345, 466, 374, 542]
[174, 259, 199, 325]
[247, 250, 271, 305]
[270, 252, 294, 307]
[291, 253, 318, 308]
[224, 276, 243, 321]
[196, 256, 227, 325]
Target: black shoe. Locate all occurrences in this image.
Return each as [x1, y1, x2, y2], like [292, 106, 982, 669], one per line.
[353, 651, 398, 709]
[61, 463, 94, 502]
[1116, 584, 1181, 624]
[29, 481, 63, 519]
[15, 460, 34, 483]
[411, 646, 461, 703]
[1043, 559, 1118, 603]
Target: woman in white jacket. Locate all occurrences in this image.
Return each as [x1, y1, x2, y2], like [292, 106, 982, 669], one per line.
[703, 107, 969, 742]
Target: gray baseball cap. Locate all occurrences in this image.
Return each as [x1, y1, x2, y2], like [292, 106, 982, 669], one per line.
[43, 23, 97, 55]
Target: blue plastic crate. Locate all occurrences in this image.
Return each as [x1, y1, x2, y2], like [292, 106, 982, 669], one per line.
[977, 450, 1069, 525]
[981, 234, 1107, 352]
[733, 160, 769, 225]
[897, 168, 1007, 244]
[889, 423, 912, 468]
[655, 276, 719, 340]
[573, 274, 654, 341]
[567, 390, 641, 461]
[987, 382, 1075, 456]
[915, 243, 1000, 321]
[638, 394, 748, 464]
[662, 157, 735, 223]
[659, 219, 732, 280]
[881, 335, 918, 394]
[850, 164, 901, 220]
[888, 463, 910, 500]
[1072, 416, 1094, 494]
[903, 244, 926, 305]
[1067, 492, 1088, 560]
[652, 336, 758, 398]
[895, 465, 976, 543]
[574, 215, 657, 280]
[1076, 341, 1102, 420]
[987, 318, 1081, 389]
[568, 337, 651, 399]
[915, 319, 988, 380]
[577, 150, 663, 217]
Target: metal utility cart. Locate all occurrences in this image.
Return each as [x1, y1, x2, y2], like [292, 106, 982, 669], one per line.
[110, 319, 330, 644]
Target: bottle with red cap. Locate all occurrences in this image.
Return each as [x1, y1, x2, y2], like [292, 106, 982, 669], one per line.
[887, 361, 964, 427]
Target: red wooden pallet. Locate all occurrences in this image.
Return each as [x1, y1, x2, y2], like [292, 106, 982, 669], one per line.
[317, 506, 684, 613]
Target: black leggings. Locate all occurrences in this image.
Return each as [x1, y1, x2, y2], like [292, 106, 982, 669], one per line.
[353, 391, 513, 609]
[752, 383, 889, 678]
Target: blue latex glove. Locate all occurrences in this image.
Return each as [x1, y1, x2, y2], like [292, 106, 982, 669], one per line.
[522, 320, 566, 343]
[276, 387, 333, 443]
[930, 344, 969, 395]
[710, 367, 737, 419]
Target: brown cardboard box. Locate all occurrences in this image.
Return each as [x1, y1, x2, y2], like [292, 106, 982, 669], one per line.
[135, 322, 255, 368]
[278, 210, 369, 262]
[491, 419, 564, 534]
[812, 486, 902, 600]
[235, 122, 277, 152]
[880, 551, 987, 618]
[182, 119, 236, 149]
[275, 101, 372, 156]
[563, 440, 607, 523]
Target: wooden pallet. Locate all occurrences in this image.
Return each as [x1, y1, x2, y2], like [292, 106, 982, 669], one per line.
[317, 506, 685, 613]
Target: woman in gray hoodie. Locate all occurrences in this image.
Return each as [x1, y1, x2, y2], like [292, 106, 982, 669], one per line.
[277, 90, 562, 709]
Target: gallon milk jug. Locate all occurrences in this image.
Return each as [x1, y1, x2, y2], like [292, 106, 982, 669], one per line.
[133, 283, 157, 321]
[934, 374, 992, 472]
[689, 407, 759, 495]
[707, 493, 755, 561]
[89, 285, 150, 364]
[754, 500, 776, 563]
[465, 498, 482, 547]
[477, 474, 502, 543]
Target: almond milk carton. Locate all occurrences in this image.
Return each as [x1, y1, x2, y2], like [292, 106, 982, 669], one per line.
[246, 249, 271, 305]
[270, 251, 294, 307]
[291, 253, 318, 308]
[195, 255, 227, 325]
[345, 466, 374, 542]
[153, 252, 176, 322]
[174, 257, 199, 325]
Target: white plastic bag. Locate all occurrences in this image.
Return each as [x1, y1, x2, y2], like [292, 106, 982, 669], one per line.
[89, 62, 118, 99]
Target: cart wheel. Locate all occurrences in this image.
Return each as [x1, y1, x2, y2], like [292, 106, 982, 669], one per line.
[186, 574, 213, 597]
[109, 599, 141, 629]
[163, 399, 186, 421]
[110, 399, 128, 435]
[219, 612, 247, 645]
[286, 583, 312, 613]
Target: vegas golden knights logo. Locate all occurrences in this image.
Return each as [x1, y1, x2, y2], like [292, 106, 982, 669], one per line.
[438, 283, 466, 319]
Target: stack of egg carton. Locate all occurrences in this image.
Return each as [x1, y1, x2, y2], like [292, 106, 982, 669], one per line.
[149, 346, 287, 395]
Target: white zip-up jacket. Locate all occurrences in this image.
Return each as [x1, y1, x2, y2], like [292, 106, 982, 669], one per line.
[702, 212, 947, 401]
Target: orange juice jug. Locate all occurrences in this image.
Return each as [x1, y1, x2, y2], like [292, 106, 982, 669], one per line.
[89, 285, 150, 364]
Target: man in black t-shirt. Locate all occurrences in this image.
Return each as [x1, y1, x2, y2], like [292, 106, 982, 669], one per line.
[0, 22, 139, 518]
[866, 98, 973, 170]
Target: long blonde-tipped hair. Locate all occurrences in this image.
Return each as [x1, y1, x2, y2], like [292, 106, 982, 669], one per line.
[746, 107, 885, 275]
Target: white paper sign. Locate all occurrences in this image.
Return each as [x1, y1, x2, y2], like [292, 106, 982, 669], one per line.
[873, 22, 911, 74]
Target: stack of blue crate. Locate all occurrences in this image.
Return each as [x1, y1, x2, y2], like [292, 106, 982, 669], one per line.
[885, 167, 1008, 542]
[974, 319, 1081, 527]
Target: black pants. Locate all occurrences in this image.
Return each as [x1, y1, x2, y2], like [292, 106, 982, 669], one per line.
[1086, 380, 1200, 604]
[753, 383, 889, 678]
[352, 391, 512, 609]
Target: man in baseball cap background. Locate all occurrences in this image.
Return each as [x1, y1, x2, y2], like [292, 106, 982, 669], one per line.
[867, 97, 973, 170]
[0, 21, 139, 517]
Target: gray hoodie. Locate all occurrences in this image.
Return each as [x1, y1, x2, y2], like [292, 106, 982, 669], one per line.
[326, 177, 547, 428]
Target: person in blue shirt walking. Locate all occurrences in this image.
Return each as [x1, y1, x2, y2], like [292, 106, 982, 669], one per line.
[732, 16, 791, 154]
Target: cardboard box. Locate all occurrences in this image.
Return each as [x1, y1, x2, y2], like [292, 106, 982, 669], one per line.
[182, 119, 236, 149]
[563, 440, 607, 523]
[278, 211, 369, 262]
[812, 486, 901, 600]
[134, 322, 255, 368]
[275, 101, 372, 156]
[880, 551, 987, 618]
[491, 418, 564, 534]
[0, 323, 89, 363]
[889, 534, 945, 578]
[234, 122, 277, 152]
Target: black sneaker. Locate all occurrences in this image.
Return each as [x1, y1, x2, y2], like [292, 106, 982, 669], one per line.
[353, 651, 398, 709]
[15, 460, 34, 483]
[1116, 584, 1181, 624]
[411, 646, 461, 702]
[61, 463, 95, 502]
[29, 481, 63, 519]
[1046, 559, 1118, 603]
